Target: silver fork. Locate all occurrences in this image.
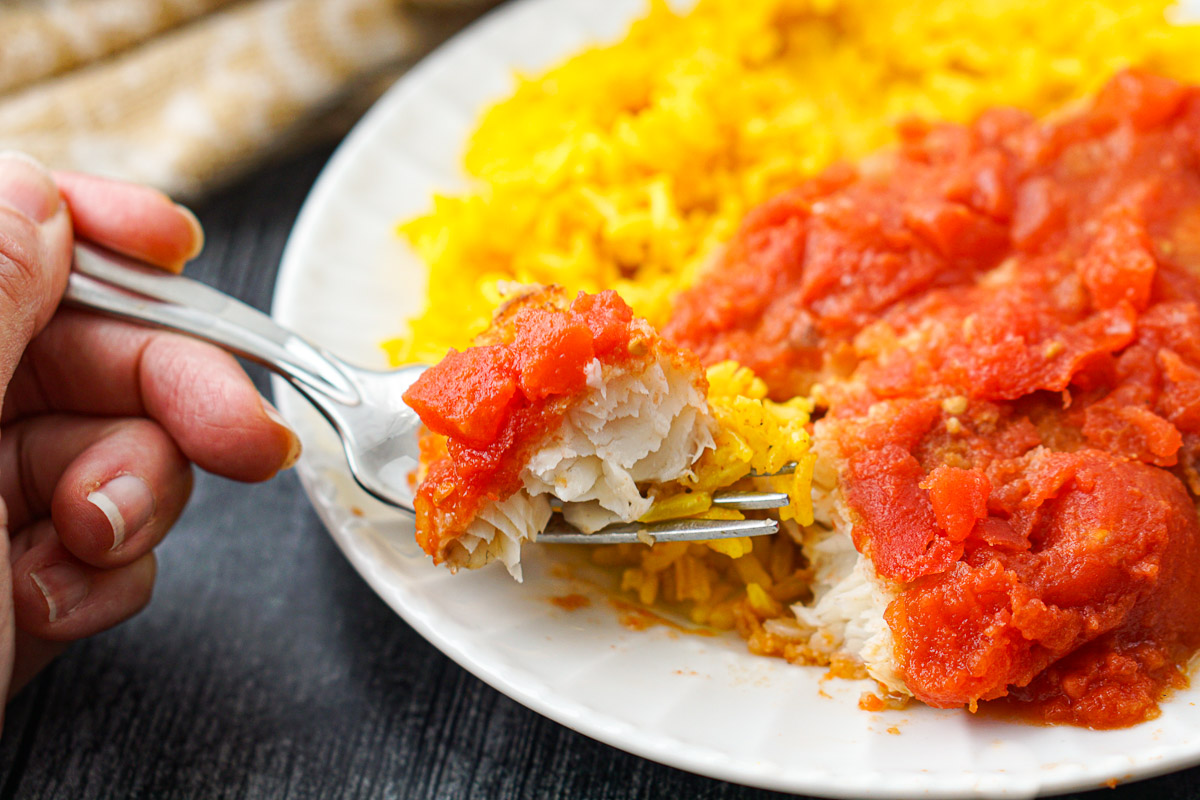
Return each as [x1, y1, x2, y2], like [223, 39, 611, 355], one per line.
[64, 243, 789, 544]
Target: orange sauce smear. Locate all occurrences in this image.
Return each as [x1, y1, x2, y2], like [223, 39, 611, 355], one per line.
[609, 598, 718, 637]
[549, 593, 591, 612]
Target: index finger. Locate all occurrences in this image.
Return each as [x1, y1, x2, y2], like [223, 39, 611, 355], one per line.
[5, 311, 300, 483]
[53, 172, 204, 272]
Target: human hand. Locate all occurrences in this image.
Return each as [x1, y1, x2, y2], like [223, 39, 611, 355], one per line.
[0, 154, 302, 716]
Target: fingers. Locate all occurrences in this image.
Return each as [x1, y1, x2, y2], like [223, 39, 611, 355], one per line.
[5, 311, 301, 482]
[54, 171, 203, 272]
[56, 419, 191, 566]
[0, 164, 210, 697]
[0, 153, 73, 393]
[0, 414, 193, 568]
[11, 520, 155, 642]
[0, 414, 191, 692]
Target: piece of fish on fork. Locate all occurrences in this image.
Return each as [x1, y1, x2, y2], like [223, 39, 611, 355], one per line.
[65, 243, 795, 544]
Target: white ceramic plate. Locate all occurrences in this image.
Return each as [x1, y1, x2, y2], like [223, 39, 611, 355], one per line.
[271, 1, 1200, 796]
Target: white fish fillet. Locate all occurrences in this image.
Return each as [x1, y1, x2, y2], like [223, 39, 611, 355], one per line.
[445, 357, 714, 580]
[762, 423, 908, 695]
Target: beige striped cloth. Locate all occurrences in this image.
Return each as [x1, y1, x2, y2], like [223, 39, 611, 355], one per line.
[0, 0, 496, 198]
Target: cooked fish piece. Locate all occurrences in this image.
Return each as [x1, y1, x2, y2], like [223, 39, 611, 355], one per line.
[403, 286, 714, 580]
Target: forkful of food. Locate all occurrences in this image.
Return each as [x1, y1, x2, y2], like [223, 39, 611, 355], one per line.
[66, 245, 814, 580]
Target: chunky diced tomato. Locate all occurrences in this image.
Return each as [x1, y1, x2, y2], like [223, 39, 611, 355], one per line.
[967, 517, 1028, 553]
[511, 308, 595, 400]
[923, 464, 991, 542]
[1093, 68, 1186, 129]
[1159, 349, 1200, 431]
[1011, 177, 1066, 251]
[1078, 206, 1157, 311]
[845, 445, 962, 582]
[570, 290, 634, 356]
[903, 200, 1008, 262]
[1082, 400, 1182, 467]
[403, 345, 519, 448]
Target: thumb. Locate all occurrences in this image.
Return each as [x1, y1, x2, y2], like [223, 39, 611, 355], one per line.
[0, 152, 69, 710]
[0, 153, 72, 397]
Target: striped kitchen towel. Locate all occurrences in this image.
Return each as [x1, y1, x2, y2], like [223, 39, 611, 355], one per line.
[0, 0, 496, 198]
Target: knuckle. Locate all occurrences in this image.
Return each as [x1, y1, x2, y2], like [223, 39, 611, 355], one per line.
[97, 417, 189, 477]
[110, 415, 169, 443]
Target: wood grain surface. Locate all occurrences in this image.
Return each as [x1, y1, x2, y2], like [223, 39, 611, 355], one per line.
[0, 147, 1196, 800]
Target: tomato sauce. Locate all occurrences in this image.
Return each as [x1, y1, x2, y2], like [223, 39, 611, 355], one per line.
[666, 70, 1200, 727]
[404, 288, 638, 562]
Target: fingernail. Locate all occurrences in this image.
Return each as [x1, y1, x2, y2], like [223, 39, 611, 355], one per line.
[261, 396, 302, 470]
[175, 203, 205, 262]
[30, 562, 89, 623]
[87, 475, 155, 551]
[0, 151, 60, 223]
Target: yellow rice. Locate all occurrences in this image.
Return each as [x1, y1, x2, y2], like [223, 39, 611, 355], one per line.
[590, 361, 817, 632]
[390, 0, 1200, 638]
[389, 0, 1200, 365]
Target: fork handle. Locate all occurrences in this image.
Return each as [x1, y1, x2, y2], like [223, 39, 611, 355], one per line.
[65, 243, 361, 408]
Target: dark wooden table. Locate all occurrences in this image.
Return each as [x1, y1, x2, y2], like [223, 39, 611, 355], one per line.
[0, 146, 1196, 800]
